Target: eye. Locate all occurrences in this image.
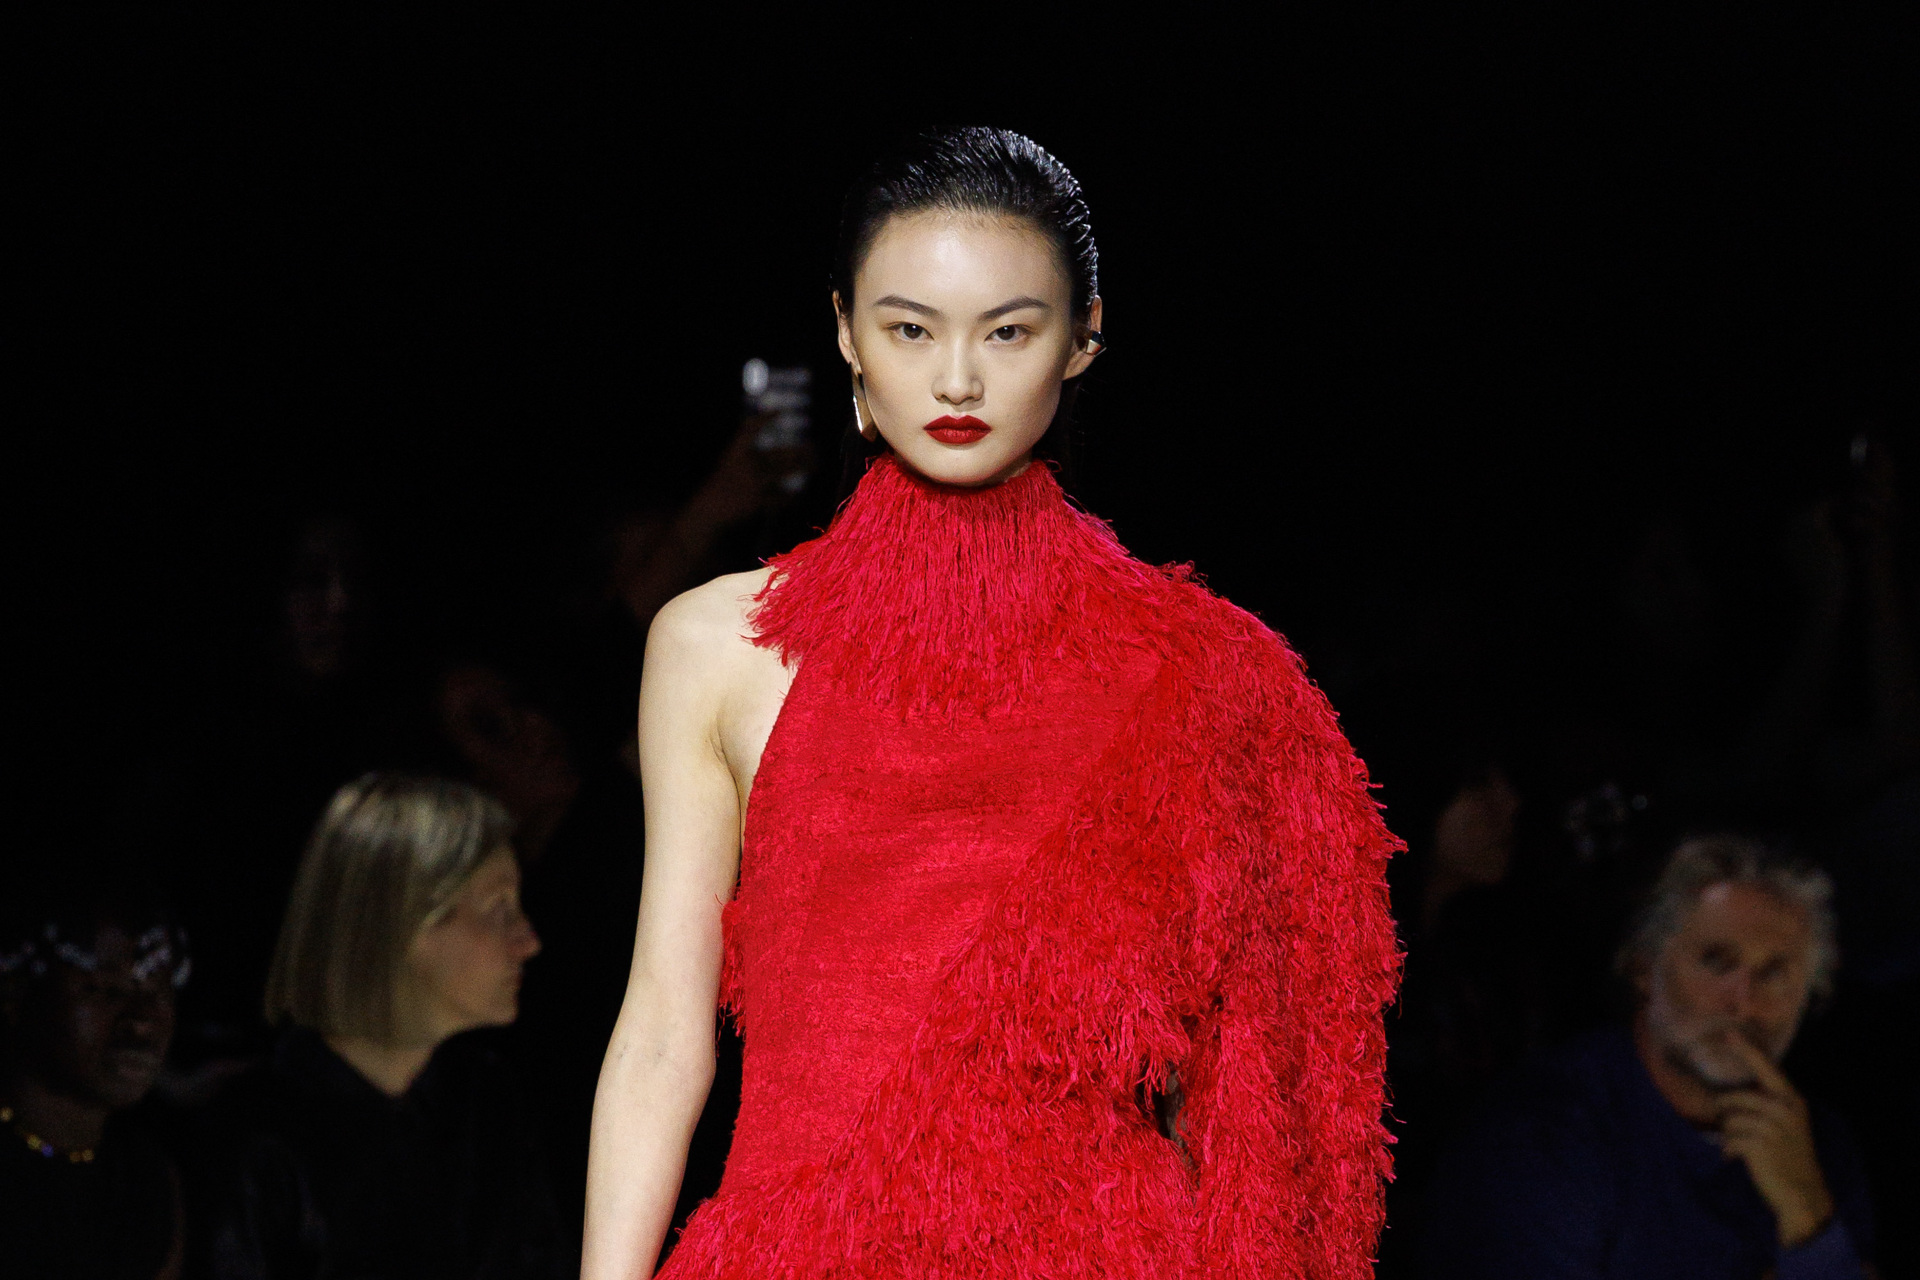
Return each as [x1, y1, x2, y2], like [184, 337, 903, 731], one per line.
[890, 322, 928, 341]
[1698, 944, 1739, 976]
[989, 325, 1024, 343]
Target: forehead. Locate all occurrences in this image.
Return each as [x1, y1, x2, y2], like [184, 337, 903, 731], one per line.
[458, 850, 520, 897]
[1676, 881, 1811, 954]
[857, 211, 1069, 305]
[51, 921, 165, 982]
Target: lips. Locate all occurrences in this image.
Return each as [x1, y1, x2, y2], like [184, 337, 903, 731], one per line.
[924, 415, 991, 444]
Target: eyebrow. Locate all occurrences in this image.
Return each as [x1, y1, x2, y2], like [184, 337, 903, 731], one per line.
[870, 294, 1055, 321]
[872, 294, 938, 316]
[981, 295, 1052, 321]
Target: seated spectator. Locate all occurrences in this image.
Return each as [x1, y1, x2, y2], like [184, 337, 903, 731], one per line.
[199, 773, 566, 1279]
[0, 878, 190, 1279]
[1423, 834, 1877, 1279]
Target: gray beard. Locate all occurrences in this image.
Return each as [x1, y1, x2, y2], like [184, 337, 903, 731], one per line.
[1644, 973, 1788, 1092]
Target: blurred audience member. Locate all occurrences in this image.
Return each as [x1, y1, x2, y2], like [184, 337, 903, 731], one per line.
[1383, 760, 1550, 1275]
[1398, 761, 1550, 1111]
[0, 879, 191, 1279]
[165, 512, 421, 1048]
[437, 662, 582, 866]
[199, 774, 565, 1279]
[280, 516, 374, 686]
[1424, 834, 1876, 1278]
[608, 411, 813, 641]
[1420, 764, 1523, 932]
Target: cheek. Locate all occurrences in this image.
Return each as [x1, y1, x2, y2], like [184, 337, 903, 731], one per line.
[422, 932, 519, 1009]
[1755, 977, 1810, 1019]
[1003, 343, 1070, 404]
[63, 999, 117, 1055]
[1659, 964, 1717, 1017]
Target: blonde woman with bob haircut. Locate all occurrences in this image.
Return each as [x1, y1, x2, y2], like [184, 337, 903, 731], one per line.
[204, 773, 568, 1280]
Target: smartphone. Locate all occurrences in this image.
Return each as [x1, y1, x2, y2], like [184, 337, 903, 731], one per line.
[742, 359, 812, 494]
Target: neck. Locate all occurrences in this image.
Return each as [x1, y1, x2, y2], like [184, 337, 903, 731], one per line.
[3, 1069, 109, 1152]
[751, 451, 1153, 716]
[1631, 1012, 1722, 1126]
[326, 1034, 438, 1098]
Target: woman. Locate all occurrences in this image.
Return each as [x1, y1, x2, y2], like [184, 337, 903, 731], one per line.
[585, 127, 1400, 1278]
[0, 878, 189, 1280]
[203, 773, 566, 1279]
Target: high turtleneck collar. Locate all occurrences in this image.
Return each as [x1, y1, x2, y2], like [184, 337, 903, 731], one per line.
[748, 453, 1173, 715]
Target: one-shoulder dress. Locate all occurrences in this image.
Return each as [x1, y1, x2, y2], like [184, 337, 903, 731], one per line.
[658, 455, 1400, 1279]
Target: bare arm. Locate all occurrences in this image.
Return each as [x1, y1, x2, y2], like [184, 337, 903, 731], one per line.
[582, 588, 749, 1279]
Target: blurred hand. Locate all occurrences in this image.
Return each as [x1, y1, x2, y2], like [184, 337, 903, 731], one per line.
[1716, 1037, 1835, 1249]
[685, 414, 811, 532]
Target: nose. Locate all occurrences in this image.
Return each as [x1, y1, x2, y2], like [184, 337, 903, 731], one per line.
[121, 987, 174, 1039]
[932, 341, 983, 409]
[1717, 969, 1757, 1017]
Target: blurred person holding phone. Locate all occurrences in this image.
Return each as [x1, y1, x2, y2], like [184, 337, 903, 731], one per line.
[1423, 834, 1878, 1279]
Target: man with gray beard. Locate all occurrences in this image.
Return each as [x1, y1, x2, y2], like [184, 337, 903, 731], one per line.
[1422, 835, 1877, 1279]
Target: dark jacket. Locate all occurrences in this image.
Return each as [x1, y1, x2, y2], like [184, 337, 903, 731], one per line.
[1423, 1026, 1874, 1280]
[0, 1118, 176, 1280]
[199, 1028, 568, 1280]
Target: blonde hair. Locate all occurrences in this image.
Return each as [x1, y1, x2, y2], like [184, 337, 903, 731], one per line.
[265, 773, 513, 1040]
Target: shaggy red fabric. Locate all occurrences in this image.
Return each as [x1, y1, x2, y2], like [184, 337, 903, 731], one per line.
[659, 455, 1401, 1278]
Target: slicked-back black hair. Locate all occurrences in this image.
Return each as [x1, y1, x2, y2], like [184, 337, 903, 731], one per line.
[833, 126, 1098, 321]
[834, 127, 1100, 492]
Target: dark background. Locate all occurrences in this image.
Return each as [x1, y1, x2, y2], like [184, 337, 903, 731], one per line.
[15, 10, 1917, 1275]
[25, 11, 1912, 761]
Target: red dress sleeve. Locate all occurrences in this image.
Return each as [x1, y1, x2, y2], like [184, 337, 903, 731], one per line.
[1180, 638, 1403, 1277]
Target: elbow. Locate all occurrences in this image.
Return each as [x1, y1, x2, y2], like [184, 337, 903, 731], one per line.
[601, 1006, 720, 1103]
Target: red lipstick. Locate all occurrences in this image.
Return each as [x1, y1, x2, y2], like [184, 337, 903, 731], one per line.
[924, 415, 992, 444]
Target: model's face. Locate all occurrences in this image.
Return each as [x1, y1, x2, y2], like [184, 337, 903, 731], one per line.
[1642, 882, 1815, 1089]
[837, 210, 1101, 488]
[9, 924, 175, 1112]
[404, 851, 540, 1043]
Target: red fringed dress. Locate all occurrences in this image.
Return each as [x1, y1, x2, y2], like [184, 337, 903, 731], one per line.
[659, 455, 1400, 1279]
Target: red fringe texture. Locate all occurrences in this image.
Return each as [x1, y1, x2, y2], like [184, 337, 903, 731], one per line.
[664, 455, 1402, 1277]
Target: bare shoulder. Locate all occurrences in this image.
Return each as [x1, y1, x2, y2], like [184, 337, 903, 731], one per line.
[645, 567, 791, 805]
[645, 567, 775, 671]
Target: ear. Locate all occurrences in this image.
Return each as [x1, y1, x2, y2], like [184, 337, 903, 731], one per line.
[833, 291, 858, 373]
[1064, 295, 1104, 379]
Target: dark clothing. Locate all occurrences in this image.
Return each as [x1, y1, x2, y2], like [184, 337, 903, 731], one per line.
[0, 1121, 176, 1280]
[200, 1028, 568, 1280]
[1423, 1026, 1874, 1280]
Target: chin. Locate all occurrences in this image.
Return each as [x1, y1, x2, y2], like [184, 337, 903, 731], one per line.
[888, 442, 1030, 489]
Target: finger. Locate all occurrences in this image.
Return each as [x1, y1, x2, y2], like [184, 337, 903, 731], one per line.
[1716, 1092, 1792, 1128]
[1728, 1036, 1796, 1098]
[1720, 1115, 1783, 1144]
[1718, 1091, 1793, 1121]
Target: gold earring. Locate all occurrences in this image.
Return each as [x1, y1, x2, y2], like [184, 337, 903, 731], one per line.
[852, 372, 878, 442]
